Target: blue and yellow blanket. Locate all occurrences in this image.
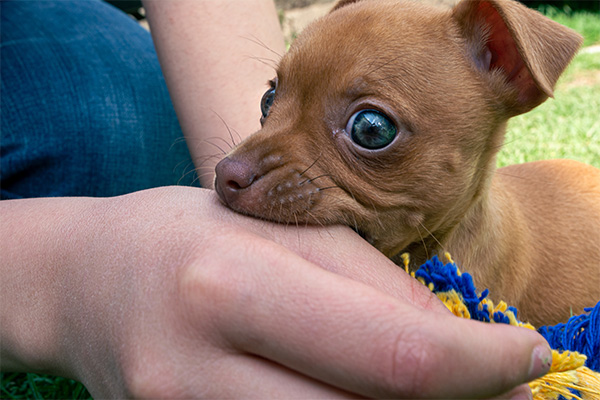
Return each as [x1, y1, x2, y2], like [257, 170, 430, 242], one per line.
[408, 253, 599, 400]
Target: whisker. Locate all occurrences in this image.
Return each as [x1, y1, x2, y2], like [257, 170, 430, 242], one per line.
[293, 213, 301, 249]
[229, 127, 244, 146]
[242, 34, 284, 59]
[339, 185, 364, 233]
[416, 224, 429, 261]
[177, 163, 199, 186]
[365, 54, 403, 78]
[190, 175, 203, 187]
[207, 136, 236, 150]
[419, 222, 445, 252]
[371, 74, 402, 84]
[244, 55, 279, 71]
[192, 153, 227, 169]
[304, 209, 336, 242]
[492, 169, 539, 182]
[302, 173, 332, 186]
[200, 140, 228, 156]
[211, 110, 238, 148]
[278, 201, 284, 226]
[367, 198, 384, 230]
[299, 154, 322, 176]
[169, 136, 189, 151]
[174, 159, 194, 173]
[470, 161, 543, 184]
[318, 185, 342, 191]
[195, 164, 223, 170]
[244, 54, 279, 64]
[194, 169, 216, 180]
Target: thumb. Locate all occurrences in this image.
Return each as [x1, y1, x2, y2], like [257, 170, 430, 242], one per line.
[404, 312, 551, 399]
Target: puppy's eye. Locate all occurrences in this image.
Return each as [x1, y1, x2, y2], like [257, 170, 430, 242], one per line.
[260, 87, 276, 119]
[347, 110, 397, 150]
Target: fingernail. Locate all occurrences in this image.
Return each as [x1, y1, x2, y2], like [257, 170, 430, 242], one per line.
[528, 344, 552, 380]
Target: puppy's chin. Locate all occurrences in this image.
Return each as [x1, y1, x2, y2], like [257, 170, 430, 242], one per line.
[341, 206, 426, 258]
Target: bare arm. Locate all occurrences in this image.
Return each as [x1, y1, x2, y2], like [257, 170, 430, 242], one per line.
[1, 188, 550, 398]
[142, 0, 285, 188]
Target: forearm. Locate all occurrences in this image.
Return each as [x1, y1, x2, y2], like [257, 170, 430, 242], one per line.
[0, 198, 96, 376]
[143, 0, 285, 188]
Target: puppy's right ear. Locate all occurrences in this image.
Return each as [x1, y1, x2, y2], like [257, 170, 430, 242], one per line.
[330, 0, 364, 13]
[453, 0, 581, 115]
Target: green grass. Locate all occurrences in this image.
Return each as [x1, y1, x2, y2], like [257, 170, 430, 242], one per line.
[499, 51, 600, 168]
[2, 6, 598, 400]
[495, 5, 600, 169]
[1, 373, 91, 399]
[537, 5, 600, 46]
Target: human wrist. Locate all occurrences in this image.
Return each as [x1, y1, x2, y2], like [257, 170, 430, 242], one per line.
[0, 197, 104, 377]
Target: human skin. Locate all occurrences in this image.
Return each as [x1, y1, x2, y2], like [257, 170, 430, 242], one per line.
[1, 187, 549, 398]
[142, 0, 286, 188]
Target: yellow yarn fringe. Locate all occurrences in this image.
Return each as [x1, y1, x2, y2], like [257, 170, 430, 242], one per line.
[402, 253, 600, 400]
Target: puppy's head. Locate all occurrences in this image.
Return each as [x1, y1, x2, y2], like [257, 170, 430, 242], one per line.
[214, 0, 581, 258]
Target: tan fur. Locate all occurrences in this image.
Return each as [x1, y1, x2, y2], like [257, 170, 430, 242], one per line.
[214, 0, 600, 326]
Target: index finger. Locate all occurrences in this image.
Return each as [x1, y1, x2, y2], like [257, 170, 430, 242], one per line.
[210, 194, 446, 313]
[186, 232, 551, 399]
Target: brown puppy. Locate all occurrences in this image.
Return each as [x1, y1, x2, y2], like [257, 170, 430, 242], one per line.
[214, 0, 600, 326]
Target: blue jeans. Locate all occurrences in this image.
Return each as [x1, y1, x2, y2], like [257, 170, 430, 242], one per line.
[1, 0, 199, 199]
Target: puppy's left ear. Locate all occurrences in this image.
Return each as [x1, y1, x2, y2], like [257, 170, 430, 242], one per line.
[453, 0, 582, 114]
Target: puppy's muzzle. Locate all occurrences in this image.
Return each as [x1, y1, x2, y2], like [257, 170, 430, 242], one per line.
[214, 156, 262, 212]
[214, 155, 323, 220]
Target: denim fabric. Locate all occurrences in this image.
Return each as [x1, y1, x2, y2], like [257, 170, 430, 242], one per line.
[1, 0, 199, 199]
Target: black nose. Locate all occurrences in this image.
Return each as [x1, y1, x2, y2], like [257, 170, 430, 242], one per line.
[214, 156, 257, 206]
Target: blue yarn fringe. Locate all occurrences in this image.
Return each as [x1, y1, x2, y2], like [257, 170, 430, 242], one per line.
[415, 256, 600, 372]
[538, 302, 600, 372]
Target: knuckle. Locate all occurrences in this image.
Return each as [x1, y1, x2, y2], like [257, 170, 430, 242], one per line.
[176, 233, 273, 343]
[178, 239, 242, 317]
[381, 317, 440, 397]
[122, 352, 177, 398]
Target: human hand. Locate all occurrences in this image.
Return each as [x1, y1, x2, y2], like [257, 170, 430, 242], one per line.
[1, 187, 550, 398]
